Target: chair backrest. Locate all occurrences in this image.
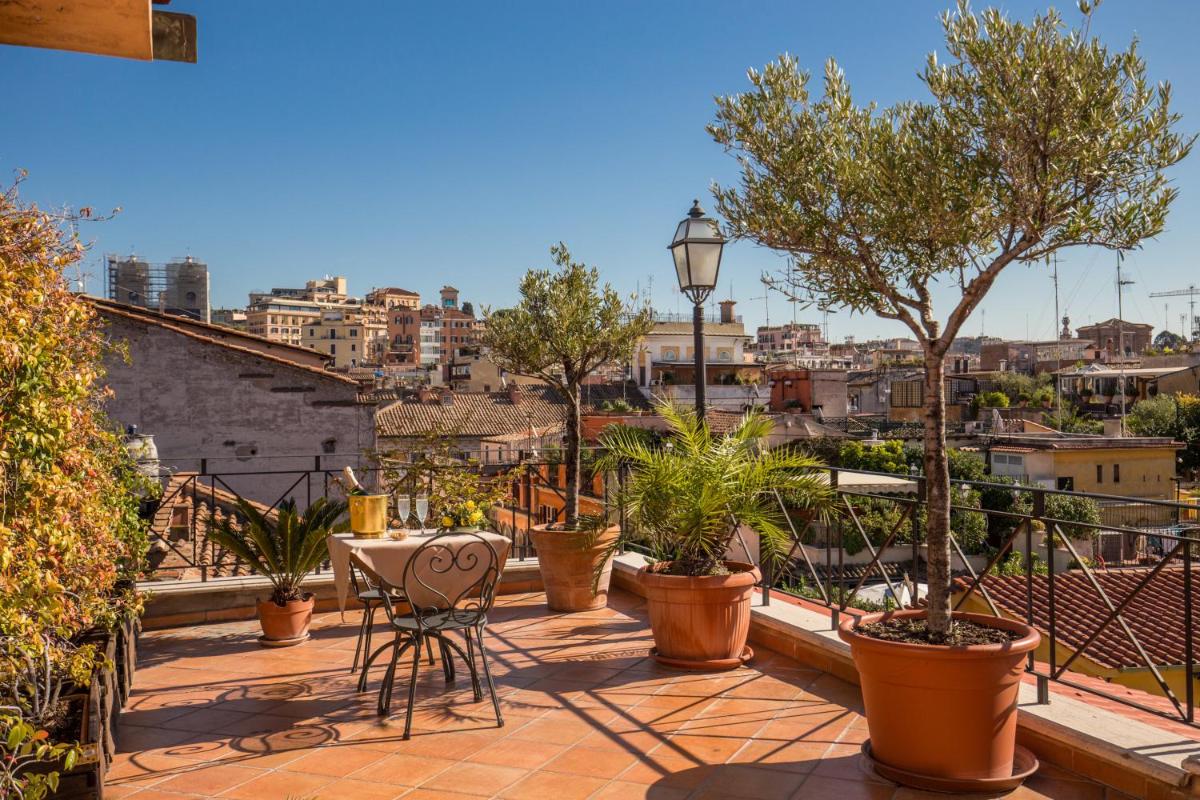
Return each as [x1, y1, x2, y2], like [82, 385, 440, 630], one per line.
[384, 533, 501, 631]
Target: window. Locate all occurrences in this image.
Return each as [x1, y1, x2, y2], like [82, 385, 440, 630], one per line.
[351, 344, 356, 352]
[330, 343, 336, 354]
[1096, 464, 1103, 484]
[309, 328, 315, 337]
[350, 329, 358, 337]
[1113, 463, 1120, 483]
[1057, 477, 1074, 491]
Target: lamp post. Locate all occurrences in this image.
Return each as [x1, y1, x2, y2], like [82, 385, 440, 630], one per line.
[669, 199, 726, 423]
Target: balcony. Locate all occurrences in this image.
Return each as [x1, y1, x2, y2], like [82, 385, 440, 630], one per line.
[120, 461, 1200, 799]
[112, 587, 1122, 800]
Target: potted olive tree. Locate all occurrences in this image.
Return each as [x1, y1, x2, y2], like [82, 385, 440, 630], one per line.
[210, 497, 348, 646]
[482, 244, 653, 612]
[708, 1, 1189, 790]
[597, 403, 832, 669]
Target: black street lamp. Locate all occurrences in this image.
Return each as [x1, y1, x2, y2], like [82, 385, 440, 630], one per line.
[669, 199, 726, 422]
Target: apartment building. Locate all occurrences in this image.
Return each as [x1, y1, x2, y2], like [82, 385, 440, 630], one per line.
[246, 276, 356, 346]
[301, 305, 389, 370]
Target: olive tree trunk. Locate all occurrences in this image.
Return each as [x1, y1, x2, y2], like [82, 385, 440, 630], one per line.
[921, 350, 953, 638]
[562, 382, 581, 528]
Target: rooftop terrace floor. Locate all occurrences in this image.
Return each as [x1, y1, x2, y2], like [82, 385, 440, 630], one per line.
[112, 591, 1120, 800]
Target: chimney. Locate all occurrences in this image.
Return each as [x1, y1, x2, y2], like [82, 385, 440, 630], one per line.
[440, 389, 454, 406]
[418, 386, 437, 404]
[508, 384, 523, 404]
[719, 300, 736, 324]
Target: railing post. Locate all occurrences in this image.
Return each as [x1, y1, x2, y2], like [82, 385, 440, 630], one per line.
[829, 468, 839, 631]
[1037, 489, 1055, 692]
[1186, 528, 1195, 724]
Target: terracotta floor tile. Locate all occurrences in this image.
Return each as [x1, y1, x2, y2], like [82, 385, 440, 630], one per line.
[616, 753, 714, 789]
[497, 769, 608, 799]
[153, 763, 267, 795]
[217, 768, 335, 799]
[699, 762, 810, 800]
[420, 761, 529, 795]
[795, 774, 897, 800]
[285, 744, 389, 777]
[309, 778, 406, 800]
[590, 780, 690, 800]
[541, 744, 640, 779]
[470, 738, 569, 770]
[347, 753, 457, 786]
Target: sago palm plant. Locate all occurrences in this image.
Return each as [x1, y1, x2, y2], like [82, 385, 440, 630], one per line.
[210, 497, 348, 606]
[596, 403, 833, 577]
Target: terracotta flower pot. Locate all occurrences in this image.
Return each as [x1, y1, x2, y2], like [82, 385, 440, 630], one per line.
[529, 524, 620, 612]
[257, 595, 315, 646]
[839, 609, 1040, 790]
[638, 560, 760, 670]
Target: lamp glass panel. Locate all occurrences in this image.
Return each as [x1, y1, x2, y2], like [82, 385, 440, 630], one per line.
[684, 241, 721, 289]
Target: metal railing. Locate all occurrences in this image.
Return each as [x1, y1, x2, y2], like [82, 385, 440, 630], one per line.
[140, 453, 1200, 727]
[761, 467, 1200, 727]
[140, 454, 609, 582]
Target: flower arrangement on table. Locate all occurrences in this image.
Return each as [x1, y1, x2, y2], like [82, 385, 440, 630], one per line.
[429, 461, 519, 532]
[439, 499, 487, 531]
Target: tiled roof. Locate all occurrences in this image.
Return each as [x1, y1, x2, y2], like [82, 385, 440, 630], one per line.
[989, 434, 1180, 451]
[88, 297, 362, 387]
[84, 296, 329, 362]
[961, 568, 1200, 670]
[377, 383, 646, 438]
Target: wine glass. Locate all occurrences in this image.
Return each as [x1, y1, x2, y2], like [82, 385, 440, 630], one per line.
[395, 494, 411, 529]
[414, 495, 429, 533]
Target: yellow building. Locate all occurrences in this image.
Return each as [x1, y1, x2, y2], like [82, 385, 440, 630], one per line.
[988, 433, 1179, 498]
[302, 306, 388, 369]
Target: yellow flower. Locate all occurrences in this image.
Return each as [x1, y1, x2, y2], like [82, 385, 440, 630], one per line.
[469, 510, 484, 524]
[465, 500, 476, 511]
[440, 516, 454, 528]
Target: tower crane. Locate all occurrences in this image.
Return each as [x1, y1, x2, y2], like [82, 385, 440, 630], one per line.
[1149, 285, 1200, 342]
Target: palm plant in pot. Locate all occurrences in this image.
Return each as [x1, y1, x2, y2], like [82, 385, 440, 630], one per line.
[210, 497, 348, 646]
[708, 0, 1188, 789]
[481, 244, 653, 612]
[597, 403, 832, 669]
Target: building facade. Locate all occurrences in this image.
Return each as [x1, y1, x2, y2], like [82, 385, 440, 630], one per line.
[301, 305, 389, 369]
[1077, 318, 1154, 358]
[90, 299, 376, 507]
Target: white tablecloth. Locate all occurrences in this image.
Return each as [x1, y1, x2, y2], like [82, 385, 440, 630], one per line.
[327, 531, 511, 614]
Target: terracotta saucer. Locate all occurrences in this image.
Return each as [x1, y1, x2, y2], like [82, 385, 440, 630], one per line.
[650, 645, 753, 671]
[861, 740, 1038, 794]
[257, 633, 309, 648]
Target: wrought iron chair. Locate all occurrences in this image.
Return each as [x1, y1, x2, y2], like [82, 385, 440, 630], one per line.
[372, 532, 504, 739]
[351, 554, 437, 689]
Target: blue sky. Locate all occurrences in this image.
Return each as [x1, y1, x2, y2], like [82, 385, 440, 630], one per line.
[3, 1, 1198, 342]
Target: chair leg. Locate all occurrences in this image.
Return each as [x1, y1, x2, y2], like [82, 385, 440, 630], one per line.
[353, 602, 376, 674]
[403, 634, 423, 740]
[474, 624, 503, 728]
[463, 628, 483, 702]
[439, 637, 454, 683]
[351, 605, 367, 674]
[378, 635, 402, 716]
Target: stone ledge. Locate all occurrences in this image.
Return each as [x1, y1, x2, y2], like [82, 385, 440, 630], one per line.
[612, 552, 1200, 799]
[139, 559, 543, 630]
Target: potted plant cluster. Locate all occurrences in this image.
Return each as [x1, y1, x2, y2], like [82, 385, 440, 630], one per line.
[1, 188, 155, 798]
[598, 403, 832, 669]
[708, 0, 1187, 788]
[482, 245, 654, 612]
[210, 497, 348, 646]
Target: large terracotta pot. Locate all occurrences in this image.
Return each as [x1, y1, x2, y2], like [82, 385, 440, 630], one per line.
[638, 560, 760, 670]
[529, 524, 620, 612]
[257, 595, 315, 646]
[839, 609, 1040, 790]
